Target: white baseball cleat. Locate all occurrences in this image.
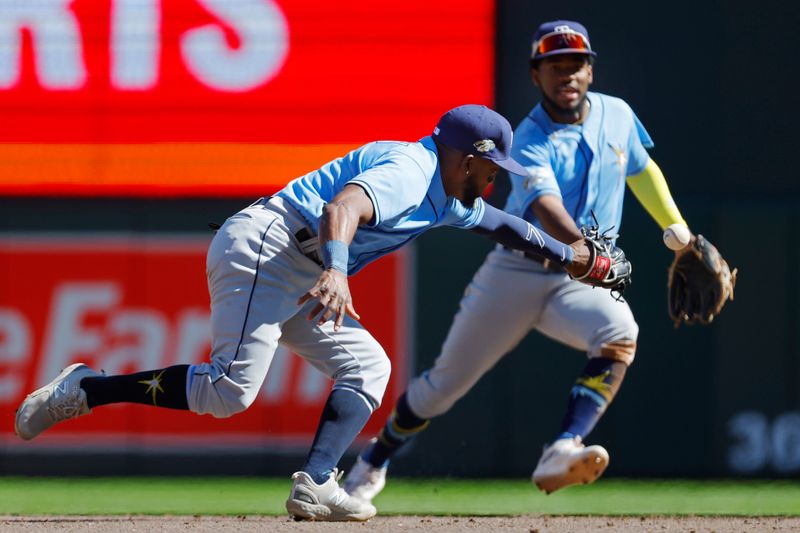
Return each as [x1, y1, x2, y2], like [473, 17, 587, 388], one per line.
[343, 449, 388, 503]
[15, 363, 100, 441]
[285, 469, 377, 521]
[532, 436, 609, 494]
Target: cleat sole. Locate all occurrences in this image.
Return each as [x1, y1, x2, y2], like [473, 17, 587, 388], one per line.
[533, 447, 610, 494]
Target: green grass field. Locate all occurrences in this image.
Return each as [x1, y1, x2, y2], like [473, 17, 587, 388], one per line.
[1, 478, 799, 516]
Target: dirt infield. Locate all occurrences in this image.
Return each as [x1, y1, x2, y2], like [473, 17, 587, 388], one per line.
[2, 515, 799, 532]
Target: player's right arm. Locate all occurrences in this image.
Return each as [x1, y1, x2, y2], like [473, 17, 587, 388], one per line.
[508, 126, 583, 243]
[530, 194, 583, 243]
[503, 128, 587, 269]
[297, 184, 374, 331]
[495, 128, 616, 282]
[299, 147, 431, 329]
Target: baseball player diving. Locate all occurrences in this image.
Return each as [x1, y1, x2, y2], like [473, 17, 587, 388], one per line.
[344, 21, 736, 503]
[15, 104, 631, 521]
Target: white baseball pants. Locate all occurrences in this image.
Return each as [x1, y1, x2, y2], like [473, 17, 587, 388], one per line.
[187, 197, 391, 418]
[407, 246, 638, 419]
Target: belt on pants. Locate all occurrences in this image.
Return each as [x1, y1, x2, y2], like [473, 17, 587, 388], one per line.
[256, 196, 324, 269]
[502, 245, 564, 273]
[295, 227, 324, 268]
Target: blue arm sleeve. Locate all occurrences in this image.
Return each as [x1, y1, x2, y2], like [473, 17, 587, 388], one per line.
[470, 203, 574, 266]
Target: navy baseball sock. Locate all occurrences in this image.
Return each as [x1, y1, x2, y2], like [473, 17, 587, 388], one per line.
[556, 358, 627, 441]
[81, 365, 190, 410]
[302, 387, 373, 485]
[363, 392, 429, 468]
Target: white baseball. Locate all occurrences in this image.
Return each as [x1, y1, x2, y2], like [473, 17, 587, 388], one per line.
[663, 223, 691, 250]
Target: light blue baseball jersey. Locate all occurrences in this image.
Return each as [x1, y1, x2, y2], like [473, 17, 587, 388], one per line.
[277, 136, 485, 274]
[504, 91, 653, 236]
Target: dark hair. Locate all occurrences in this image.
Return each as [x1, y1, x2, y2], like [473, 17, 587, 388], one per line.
[530, 54, 594, 70]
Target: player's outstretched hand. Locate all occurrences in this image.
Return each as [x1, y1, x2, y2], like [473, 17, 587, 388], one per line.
[298, 269, 360, 331]
[566, 225, 632, 297]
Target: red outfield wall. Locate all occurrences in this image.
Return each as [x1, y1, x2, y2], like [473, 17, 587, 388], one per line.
[0, 237, 410, 449]
[0, 0, 494, 196]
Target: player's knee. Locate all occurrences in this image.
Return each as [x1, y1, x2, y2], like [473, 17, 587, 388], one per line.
[590, 319, 639, 366]
[219, 388, 258, 417]
[364, 354, 392, 409]
[375, 354, 392, 387]
[593, 338, 637, 366]
[335, 350, 391, 410]
[187, 365, 259, 418]
[405, 371, 463, 419]
[370, 350, 391, 379]
[198, 387, 257, 419]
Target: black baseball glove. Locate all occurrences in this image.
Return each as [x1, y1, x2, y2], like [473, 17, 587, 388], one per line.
[571, 224, 632, 299]
[668, 235, 737, 326]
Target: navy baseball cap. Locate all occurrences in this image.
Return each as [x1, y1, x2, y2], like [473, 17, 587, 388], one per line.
[432, 105, 527, 176]
[531, 20, 597, 61]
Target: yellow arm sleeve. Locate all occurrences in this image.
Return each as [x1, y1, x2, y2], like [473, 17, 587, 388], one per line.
[626, 158, 687, 230]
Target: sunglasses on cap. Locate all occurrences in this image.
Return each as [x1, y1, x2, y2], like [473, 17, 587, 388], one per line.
[532, 30, 593, 59]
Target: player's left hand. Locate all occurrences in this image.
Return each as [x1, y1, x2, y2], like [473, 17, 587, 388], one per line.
[298, 269, 360, 330]
[667, 234, 737, 327]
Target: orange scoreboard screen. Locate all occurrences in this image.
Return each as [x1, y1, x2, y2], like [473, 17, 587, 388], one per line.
[0, 0, 495, 196]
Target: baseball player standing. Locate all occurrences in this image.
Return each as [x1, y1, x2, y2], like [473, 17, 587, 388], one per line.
[344, 20, 701, 501]
[15, 104, 629, 521]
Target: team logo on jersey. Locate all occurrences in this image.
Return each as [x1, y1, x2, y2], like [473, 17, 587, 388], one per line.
[523, 168, 548, 190]
[473, 139, 495, 153]
[610, 143, 628, 180]
[139, 370, 166, 406]
[610, 144, 627, 166]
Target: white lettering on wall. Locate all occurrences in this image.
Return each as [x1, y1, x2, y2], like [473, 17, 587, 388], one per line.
[111, 0, 160, 89]
[298, 361, 327, 403]
[23, 280, 327, 407]
[260, 345, 290, 403]
[40, 282, 119, 387]
[173, 309, 211, 366]
[0, 0, 86, 89]
[181, 0, 288, 92]
[0, 0, 290, 92]
[259, 346, 329, 405]
[0, 308, 31, 402]
[103, 309, 168, 374]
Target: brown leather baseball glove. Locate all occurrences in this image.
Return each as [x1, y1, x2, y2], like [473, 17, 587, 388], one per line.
[668, 235, 737, 326]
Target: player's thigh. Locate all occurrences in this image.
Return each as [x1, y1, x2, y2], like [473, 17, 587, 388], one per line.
[535, 279, 638, 355]
[204, 211, 318, 390]
[280, 303, 390, 409]
[407, 250, 548, 416]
